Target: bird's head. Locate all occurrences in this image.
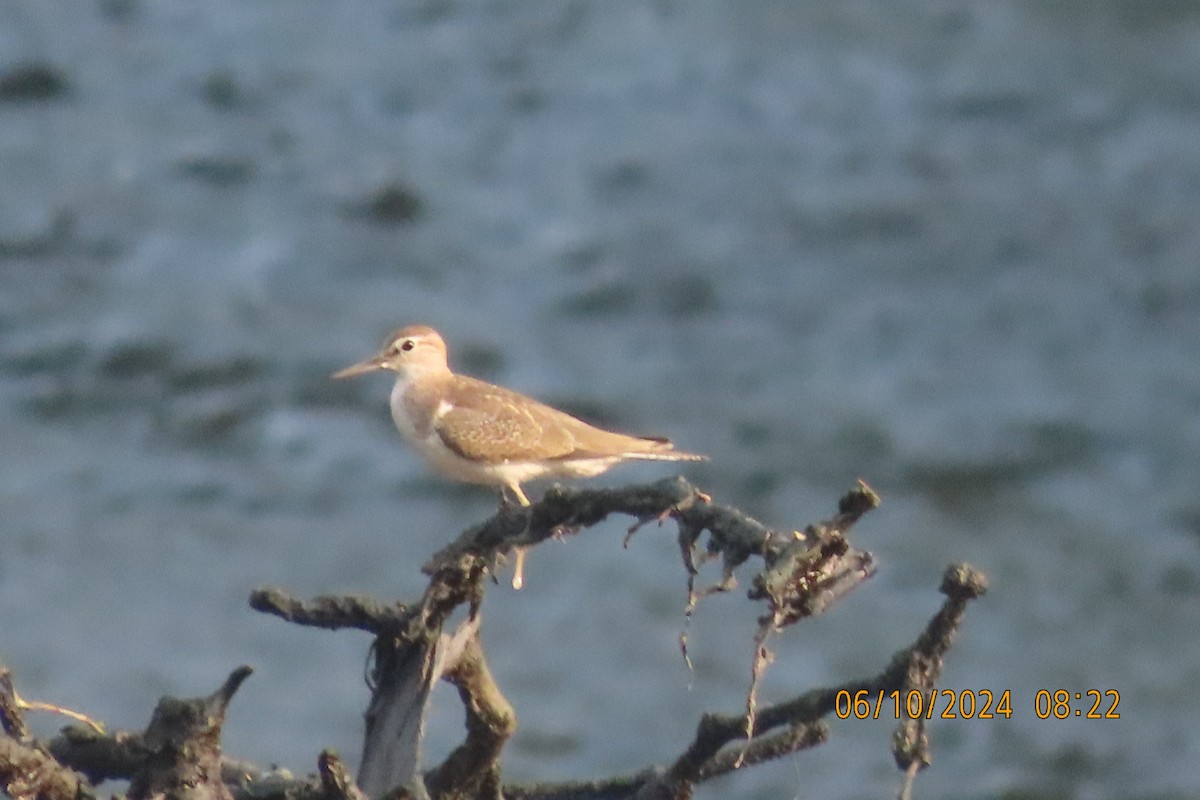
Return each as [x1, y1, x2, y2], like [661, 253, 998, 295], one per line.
[332, 324, 450, 381]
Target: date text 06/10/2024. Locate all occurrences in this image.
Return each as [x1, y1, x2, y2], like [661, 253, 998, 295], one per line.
[834, 689, 1121, 721]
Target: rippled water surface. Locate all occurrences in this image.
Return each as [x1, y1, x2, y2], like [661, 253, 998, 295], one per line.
[3, 2, 1199, 798]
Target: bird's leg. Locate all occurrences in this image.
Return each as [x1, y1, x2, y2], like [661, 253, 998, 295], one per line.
[503, 483, 532, 590]
[498, 483, 530, 508]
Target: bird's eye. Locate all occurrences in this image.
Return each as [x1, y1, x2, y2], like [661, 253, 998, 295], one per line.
[400, 339, 415, 352]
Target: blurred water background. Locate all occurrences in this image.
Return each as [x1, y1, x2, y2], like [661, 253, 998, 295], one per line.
[2, 2, 1199, 798]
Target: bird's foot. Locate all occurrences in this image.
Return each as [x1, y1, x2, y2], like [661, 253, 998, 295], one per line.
[511, 547, 527, 591]
[498, 483, 533, 511]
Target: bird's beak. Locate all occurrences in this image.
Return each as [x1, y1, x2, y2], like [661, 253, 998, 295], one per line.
[332, 356, 385, 380]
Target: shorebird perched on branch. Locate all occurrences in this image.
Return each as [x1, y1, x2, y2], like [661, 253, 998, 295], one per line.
[333, 325, 706, 587]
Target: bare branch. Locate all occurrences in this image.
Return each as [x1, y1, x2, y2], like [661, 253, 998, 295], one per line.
[47, 725, 149, 785]
[0, 667, 31, 742]
[424, 624, 515, 800]
[695, 722, 828, 781]
[504, 561, 987, 800]
[318, 749, 369, 800]
[250, 588, 412, 634]
[4, 480, 984, 800]
[889, 563, 989, 799]
[355, 627, 439, 799]
[0, 735, 94, 800]
[128, 666, 253, 800]
[251, 479, 889, 800]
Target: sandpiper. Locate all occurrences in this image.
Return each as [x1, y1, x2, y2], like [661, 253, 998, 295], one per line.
[333, 325, 706, 587]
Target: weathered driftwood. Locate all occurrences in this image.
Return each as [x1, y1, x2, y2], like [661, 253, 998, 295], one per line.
[3, 479, 987, 800]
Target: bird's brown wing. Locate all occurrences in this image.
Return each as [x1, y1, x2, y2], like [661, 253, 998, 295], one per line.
[433, 378, 583, 463]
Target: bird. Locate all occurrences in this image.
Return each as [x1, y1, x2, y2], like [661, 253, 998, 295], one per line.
[333, 324, 706, 587]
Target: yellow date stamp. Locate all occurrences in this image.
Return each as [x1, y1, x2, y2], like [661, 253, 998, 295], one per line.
[834, 689, 1121, 720]
[1033, 689, 1121, 719]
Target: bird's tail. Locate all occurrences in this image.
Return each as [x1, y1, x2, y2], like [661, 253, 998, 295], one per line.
[627, 436, 707, 462]
[625, 450, 707, 462]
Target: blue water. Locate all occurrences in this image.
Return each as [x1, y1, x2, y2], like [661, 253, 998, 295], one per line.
[3, 2, 1199, 798]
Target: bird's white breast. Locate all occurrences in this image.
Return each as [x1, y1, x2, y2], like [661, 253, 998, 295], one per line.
[388, 377, 507, 486]
[388, 376, 417, 440]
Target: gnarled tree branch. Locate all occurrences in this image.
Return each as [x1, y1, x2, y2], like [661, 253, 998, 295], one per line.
[3, 480, 987, 800]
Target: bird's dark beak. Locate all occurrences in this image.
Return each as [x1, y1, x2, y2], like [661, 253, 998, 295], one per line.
[332, 356, 385, 379]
